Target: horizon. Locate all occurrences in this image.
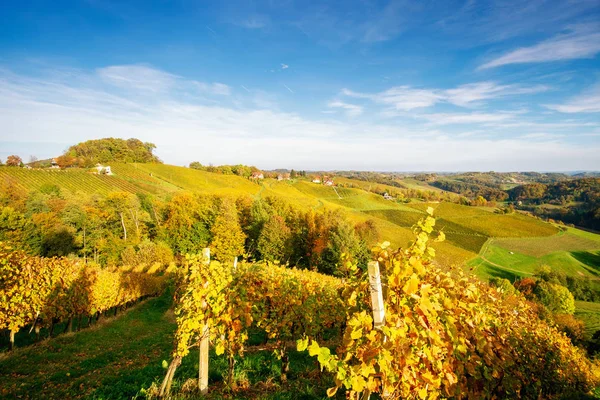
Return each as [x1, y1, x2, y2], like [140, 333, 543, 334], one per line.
[1, 0, 599, 171]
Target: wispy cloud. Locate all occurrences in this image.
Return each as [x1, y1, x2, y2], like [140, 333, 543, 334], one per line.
[343, 87, 442, 110]
[545, 84, 600, 113]
[342, 81, 547, 111]
[1, 65, 598, 171]
[98, 65, 178, 92]
[444, 82, 548, 107]
[281, 63, 289, 70]
[479, 25, 600, 69]
[422, 112, 514, 125]
[328, 101, 363, 117]
[237, 15, 270, 29]
[283, 84, 294, 94]
[97, 64, 231, 96]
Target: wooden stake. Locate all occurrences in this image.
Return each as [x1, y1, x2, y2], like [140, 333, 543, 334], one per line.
[199, 247, 210, 394]
[199, 324, 209, 394]
[367, 261, 385, 329]
[9, 330, 15, 351]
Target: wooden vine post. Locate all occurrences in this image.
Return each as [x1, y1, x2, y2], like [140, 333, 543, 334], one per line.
[368, 261, 389, 399]
[199, 247, 211, 395]
[367, 261, 385, 329]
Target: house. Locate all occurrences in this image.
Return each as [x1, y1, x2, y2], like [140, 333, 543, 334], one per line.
[96, 164, 113, 175]
[251, 172, 264, 180]
[50, 158, 60, 169]
[324, 178, 334, 186]
[277, 173, 290, 181]
[383, 192, 394, 200]
[312, 178, 321, 184]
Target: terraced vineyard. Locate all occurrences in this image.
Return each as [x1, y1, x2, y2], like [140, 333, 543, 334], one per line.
[0, 167, 150, 195]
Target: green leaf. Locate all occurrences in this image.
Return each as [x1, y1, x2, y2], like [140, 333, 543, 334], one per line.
[162, 360, 168, 369]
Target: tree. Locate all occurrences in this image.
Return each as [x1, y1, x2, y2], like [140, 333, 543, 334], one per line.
[535, 281, 576, 315]
[159, 192, 214, 255]
[257, 215, 292, 262]
[210, 199, 245, 263]
[5, 155, 22, 167]
[290, 169, 297, 179]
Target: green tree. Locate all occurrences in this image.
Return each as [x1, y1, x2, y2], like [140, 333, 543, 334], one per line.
[257, 215, 292, 262]
[159, 192, 214, 255]
[210, 199, 245, 263]
[535, 281, 576, 314]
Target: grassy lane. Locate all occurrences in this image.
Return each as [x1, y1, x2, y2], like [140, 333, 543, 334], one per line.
[0, 292, 176, 399]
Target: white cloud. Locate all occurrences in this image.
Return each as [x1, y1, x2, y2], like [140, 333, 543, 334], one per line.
[98, 64, 231, 96]
[328, 101, 363, 117]
[0, 66, 598, 171]
[545, 85, 600, 113]
[343, 86, 442, 110]
[342, 81, 547, 110]
[422, 112, 514, 125]
[479, 26, 600, 69]
[444, 82, 548, 107]
[98, 65, 178, 92]
[281, 64, 289, 70]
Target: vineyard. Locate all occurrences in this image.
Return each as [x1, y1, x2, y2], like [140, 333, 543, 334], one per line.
[1, 213, 600, 398]
[156, 212, 599, 399]
[0, 243, 166, 350]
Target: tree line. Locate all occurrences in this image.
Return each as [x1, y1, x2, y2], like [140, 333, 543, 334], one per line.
[0, 177, 378, 275]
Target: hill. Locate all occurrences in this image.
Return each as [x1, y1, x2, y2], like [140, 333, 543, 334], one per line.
[3, 161, 599, 279]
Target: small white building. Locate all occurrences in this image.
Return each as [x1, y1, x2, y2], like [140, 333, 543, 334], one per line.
[312, 178, 321, 184]
[324, 179, 334, 186]
[251, 172, 264, 180]
[383, 192, 394, 200]
[96, 164, 113, 175]
[50, 158, 60, 169]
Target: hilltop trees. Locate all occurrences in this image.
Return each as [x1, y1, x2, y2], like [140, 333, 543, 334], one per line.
[5, 155, 23, 167]
[58, 138, 161, 167]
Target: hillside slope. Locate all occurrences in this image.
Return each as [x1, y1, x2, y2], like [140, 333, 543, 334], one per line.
[2, 163, 600, 274]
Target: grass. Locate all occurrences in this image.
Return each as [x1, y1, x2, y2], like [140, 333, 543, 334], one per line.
[468, 238, 600, 281]
[0, 289, 342, 400]
[0, 292, 176, 399]
[494, 230, 600, 257]
[575, 301, 600, 339]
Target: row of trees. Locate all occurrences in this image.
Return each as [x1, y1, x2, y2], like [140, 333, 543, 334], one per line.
[0, 178, 377, 275]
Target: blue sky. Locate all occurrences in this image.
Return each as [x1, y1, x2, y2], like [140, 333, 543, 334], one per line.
[0, 0, 599, 171]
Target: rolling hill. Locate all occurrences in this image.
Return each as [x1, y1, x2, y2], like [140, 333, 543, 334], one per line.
[2, 163, 600, 279]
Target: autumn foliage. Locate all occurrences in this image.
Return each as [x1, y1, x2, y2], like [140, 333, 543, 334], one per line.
[299, 209, 599, 399]
[0, 243, 166, 339]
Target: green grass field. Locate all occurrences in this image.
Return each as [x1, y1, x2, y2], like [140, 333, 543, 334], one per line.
[468, 238, 600, 281]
